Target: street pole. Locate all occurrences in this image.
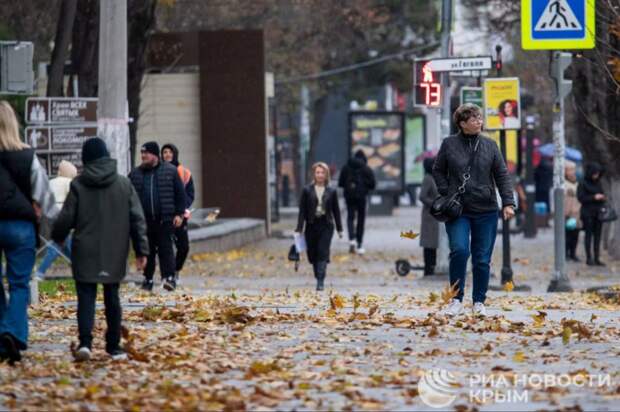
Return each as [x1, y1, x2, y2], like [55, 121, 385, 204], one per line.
[547, 52, 573, 292]
[524, 116, 537, 238]
[435, 0, 452, 276]
[98, 0, 129, 175]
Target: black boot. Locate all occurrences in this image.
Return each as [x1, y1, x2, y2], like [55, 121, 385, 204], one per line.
[586, 255, 595, 266]
[315, 261, 327, 291]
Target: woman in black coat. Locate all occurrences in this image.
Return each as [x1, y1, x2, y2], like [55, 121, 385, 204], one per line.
[577, 162, 607, 266]
[295, 162, 343, 291]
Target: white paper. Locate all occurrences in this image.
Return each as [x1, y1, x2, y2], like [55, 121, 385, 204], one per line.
[294, 233, 307, 253]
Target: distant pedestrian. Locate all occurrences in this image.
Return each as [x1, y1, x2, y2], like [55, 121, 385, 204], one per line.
[129, 141, 185, 291]
[161, 144, 195, 281]
[433, 104, 515, 317]
[419, 157, 439, 276]
[52, 138, 149, 361]
[578, 162, 607, 266]
[338, 150, 376, 254]
[34, 160, 78, 280]
[564, 161, 581, 262]
[535, 156, 553, 213]
[0, 101, 58, 364]
[296, 162, 343, 291]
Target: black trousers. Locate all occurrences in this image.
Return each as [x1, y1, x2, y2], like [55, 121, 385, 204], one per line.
[173, 220, 190, 273]
[144, 220, 176, 280]
[424, 248, 437, 275]
[76, 282, 121, 353]
[305, 217, 334, 264]
[565, 229, 579, 258]
[582, 216, 603, 260]
[346, 198, 367, 247]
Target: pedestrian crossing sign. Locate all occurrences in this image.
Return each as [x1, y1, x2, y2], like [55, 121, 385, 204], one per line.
[521, 0, 595, 50]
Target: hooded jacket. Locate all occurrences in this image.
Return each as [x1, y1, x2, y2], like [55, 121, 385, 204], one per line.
[338, 150, 376, 200]
[577, 162, 606, 218]
[161, 143, 195, 210]
[52, 157, 149, 284]
[433, 132, 515, 214]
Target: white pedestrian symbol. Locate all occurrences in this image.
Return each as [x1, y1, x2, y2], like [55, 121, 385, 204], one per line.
[535, 0, 582, 31]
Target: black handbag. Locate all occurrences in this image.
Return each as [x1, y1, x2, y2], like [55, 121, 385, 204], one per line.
[598, 202, 618, 223]
[288, 244, 300, 271]
[431, 139, 479, 222]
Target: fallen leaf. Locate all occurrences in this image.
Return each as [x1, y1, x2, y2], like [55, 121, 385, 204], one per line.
[330, 294, 346, 310]
[400, 231, 419, 240]
[562, 326, 572, 345]
[503, 281, 514, 292]
[441, 281, 459, 304]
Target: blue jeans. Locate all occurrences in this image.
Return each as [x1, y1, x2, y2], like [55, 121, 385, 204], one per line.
[37, 236, 72, 275]
[0, 220, 36, 349]
[445, 211, 498, 304]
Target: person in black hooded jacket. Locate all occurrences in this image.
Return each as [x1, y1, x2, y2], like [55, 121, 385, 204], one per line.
[577, 162, 607, 266]
[161, 143, 195, 280]
[338, 150, 376, 254]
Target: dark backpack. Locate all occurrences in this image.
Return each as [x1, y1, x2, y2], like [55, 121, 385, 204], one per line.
[345, 167, 366, 199]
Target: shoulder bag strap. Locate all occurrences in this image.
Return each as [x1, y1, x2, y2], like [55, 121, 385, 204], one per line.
[457, 138, 480, 194]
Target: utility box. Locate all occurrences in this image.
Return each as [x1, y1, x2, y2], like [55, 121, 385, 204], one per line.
[0, 41, 34, 94]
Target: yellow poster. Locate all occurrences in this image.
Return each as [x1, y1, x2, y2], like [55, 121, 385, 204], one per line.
[487, 130, 518, 173]
[483, 78, 521, 130]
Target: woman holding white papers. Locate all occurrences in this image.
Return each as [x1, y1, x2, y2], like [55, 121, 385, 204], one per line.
[294, 162, 343, 291]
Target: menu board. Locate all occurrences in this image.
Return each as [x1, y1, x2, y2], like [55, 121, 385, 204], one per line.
[348, 112, 405, 192]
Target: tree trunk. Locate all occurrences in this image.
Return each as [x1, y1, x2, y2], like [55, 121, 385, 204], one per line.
[70, 0, 99, 97]
[47, 0, 78, 96]
[128, 0, 157, 167]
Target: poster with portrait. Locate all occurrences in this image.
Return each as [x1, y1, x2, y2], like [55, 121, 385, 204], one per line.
[348, 111, 405, 192]
[404, 115, 426, 185]
[483, 78, 521, 130]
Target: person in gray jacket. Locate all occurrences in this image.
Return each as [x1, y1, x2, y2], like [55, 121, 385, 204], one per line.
[419, 157, 439, 276]
[52, 138, 149, 361]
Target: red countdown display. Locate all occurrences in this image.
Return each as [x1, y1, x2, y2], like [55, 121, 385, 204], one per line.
[414, 60, 442, 107]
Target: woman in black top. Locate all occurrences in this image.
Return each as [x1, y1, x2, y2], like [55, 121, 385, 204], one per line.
[295, 162, 343, 291]
[577, 162, 607, 266]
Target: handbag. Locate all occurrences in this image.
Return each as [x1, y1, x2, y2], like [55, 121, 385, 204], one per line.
[288, 244, 300, 271]
[431, 139, 479, 222]
[598, 202, 618, 223]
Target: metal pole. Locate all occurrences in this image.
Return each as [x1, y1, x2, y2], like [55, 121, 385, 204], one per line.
[435, 0, 452, 276]
[97, 0, 129, 174]
[499, 130, 514, 285]
[524, 116, 538, 238]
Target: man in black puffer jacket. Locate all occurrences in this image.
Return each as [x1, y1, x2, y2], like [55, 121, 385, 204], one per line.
[577, 162, 607, 266]
[129, 141, 185, 292]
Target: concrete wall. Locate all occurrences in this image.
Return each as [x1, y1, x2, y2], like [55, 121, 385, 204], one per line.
[136, 73, 203, 207]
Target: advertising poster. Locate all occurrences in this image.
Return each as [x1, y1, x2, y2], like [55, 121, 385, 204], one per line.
[483, 78, 521, 130]
[404, 116, 426, 185]
[487, 130, 519, 173]
[349, 112, 405, 192]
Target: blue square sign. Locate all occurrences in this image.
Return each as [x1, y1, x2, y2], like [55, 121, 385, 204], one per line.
[532, 0, 585, 39]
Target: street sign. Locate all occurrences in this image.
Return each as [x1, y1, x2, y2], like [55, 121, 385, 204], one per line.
[483, 78, 522, 130]
[25, 126, 98, 152]
[521, 0, 595, 50]
[460, 87, 483, 106]
[25, 97, 98, 124]
[426, 56, 493, 72]
[0, 41, 34, 94]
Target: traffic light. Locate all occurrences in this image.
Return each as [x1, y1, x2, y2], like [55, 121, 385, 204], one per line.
[550, 52, 572, 102]
[0, 41, 34, 94]
[414, 59, 441, 107]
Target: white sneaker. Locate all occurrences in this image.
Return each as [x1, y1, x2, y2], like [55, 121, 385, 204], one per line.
[109, 349, 128, 361]
[444, 299, 463, 316]
[473, 302, 487, 317]
[75, 346, 91, 362]
[356, 247, 366, 255]
[349, 240, 356, 254]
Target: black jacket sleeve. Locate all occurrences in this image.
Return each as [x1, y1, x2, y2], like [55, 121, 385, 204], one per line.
[172, 171, 186, 216]
[129, 184, 149, 257]
[432, 140, 450, 196]
[331, 190, 343, 233]
[492, 142, 516, 208]
[51, 183, 78, 244]
[577, 183, 597, 204]
[296, 188, 308, 232]
[185, 176, 195, 209]
[338, 166, 348, 189]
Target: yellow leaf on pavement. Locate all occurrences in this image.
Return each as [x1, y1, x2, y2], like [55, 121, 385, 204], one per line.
[503, 281, 514, 292]
[513, 351, 525, 363]
[400, 230, 419, 240]
[562, 326, 572, 345]
[330, 294, 346, 310]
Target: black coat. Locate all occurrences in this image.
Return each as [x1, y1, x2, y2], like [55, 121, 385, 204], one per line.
[0, 148, 36, 222]
[432, 132, 515, 214]
[296, 184, 343, 233]
[338, 156, 376, 201]
[578, 163, 605, 218]
[129, 161, 185, 222]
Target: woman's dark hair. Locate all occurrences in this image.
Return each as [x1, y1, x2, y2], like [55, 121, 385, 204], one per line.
[499, 100, 518, 117]
[453, 103, 482, 131]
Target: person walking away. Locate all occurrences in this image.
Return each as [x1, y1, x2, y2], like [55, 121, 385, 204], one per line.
[161, 144, 195, 282]
[52, 138, 149, 361]
[578, 162, 607, 266]
[433, 104, 515, 317]
[564, 161, 581, 262]
[338, 150, 376, 254]
[535, 156, 553, 215]
[419, 157, 439, 276]
[296, 162, 343, 291]
[129, 141, 185, 292]
[34, 160, 78, 280]
[0, 101, 58, 364]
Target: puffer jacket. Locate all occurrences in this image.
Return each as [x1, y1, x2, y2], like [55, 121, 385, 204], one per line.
[432, 132, 515, 214]
[578, 162, 606, 218]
